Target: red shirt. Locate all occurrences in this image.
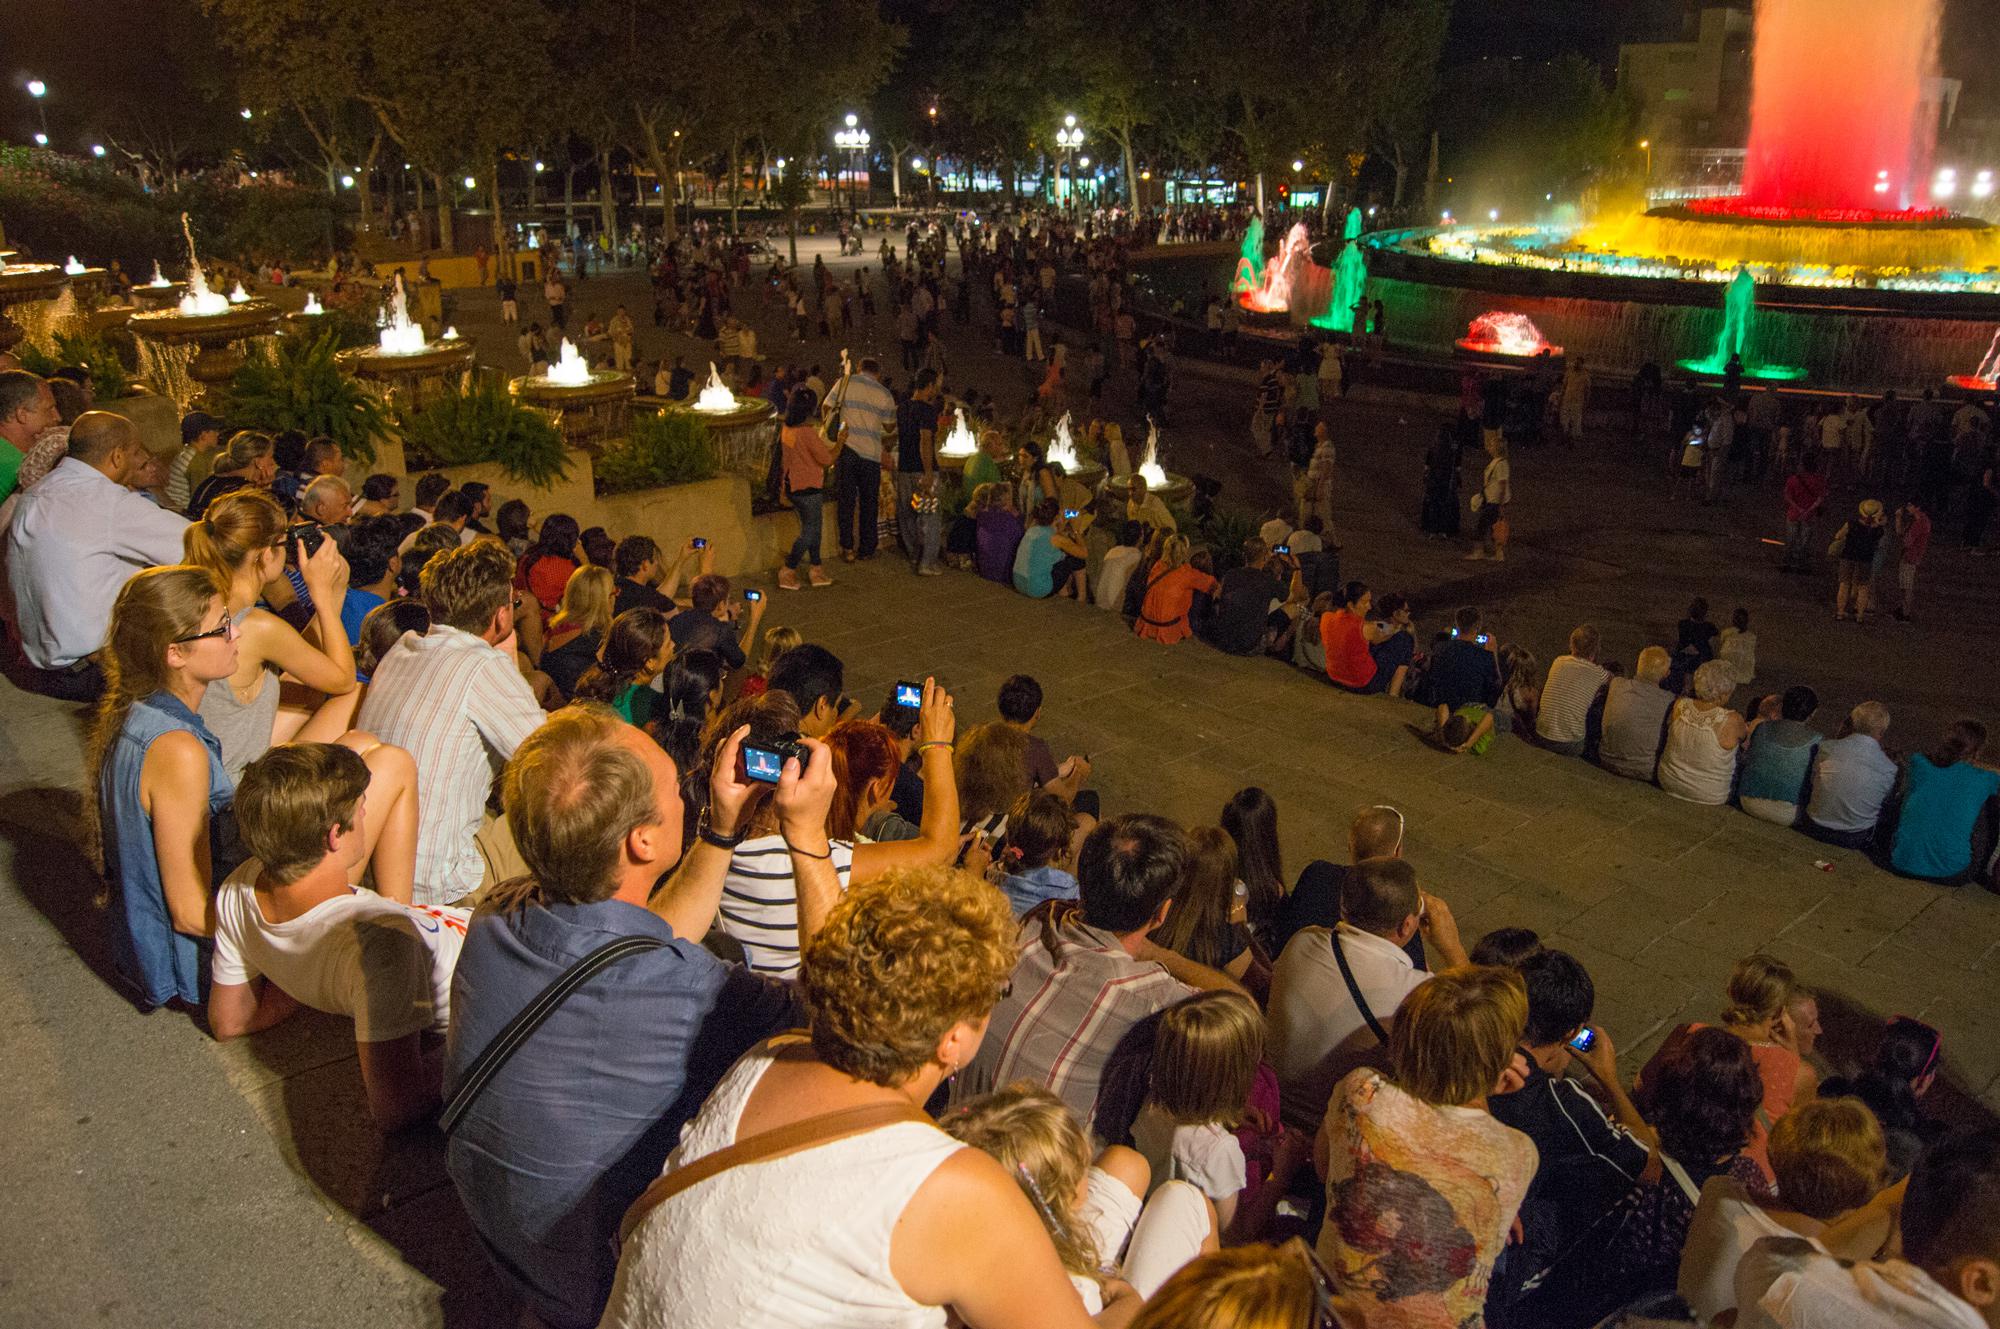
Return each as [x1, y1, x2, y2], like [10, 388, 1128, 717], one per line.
[1321, 609, 1377, 689]
[1782, 472, 1827, 524]
[521, 553, 578, 613]
[1899, 508, 1932, 565]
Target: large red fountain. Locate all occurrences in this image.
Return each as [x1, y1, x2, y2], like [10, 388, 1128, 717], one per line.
[1734, 0, 1942, 219]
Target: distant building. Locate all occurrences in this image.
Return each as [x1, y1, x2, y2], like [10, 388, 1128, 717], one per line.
[1617, 5, 1752, 152]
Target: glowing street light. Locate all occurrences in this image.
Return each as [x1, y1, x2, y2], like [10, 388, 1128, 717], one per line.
[1291, 159, 1304, 173]
[341, 174, 355, 189]
[834, 114, 871, 218]
[1054, 114, 1085, 207]
[25, 78, 49, 143]
[240, 107, 253, 120]
[26, 79, 46, 98]
[1488, 208, 1500, 221]
[534, 160, 545, 173]
[33, 133, 47, 146]
[91, 144, 106, 158]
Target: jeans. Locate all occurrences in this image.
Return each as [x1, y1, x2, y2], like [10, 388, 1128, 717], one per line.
[835, 451, 881, 557]
[893, 472, 941, 570]
[1784, 518, 1813, 569]
[787, 489, 825, 567]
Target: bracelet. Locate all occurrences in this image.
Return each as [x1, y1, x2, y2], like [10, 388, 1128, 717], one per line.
[783, 838, 834, 861]
[696, 807, 746, 850]
[917, 740, 954, 753]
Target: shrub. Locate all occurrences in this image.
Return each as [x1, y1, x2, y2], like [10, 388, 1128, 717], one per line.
[595, 408, 718, 495]
[221, 331, 387, 466]
[397, 377, 569, 487]
[17, 329, 135, 400]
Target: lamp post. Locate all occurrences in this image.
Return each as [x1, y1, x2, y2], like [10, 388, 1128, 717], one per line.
[1054, 113, 1084, 210]
[834, 113, 870, 220]
[1639, 139, 1653, 195]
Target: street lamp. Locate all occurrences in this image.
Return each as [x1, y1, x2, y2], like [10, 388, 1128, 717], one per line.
[1639, 138, 1653, 192]
[91, 144, 106, 158]
[1054, 113, 1084, 208]
[834, 113, 870, 219]
[25, 78, 49, 143]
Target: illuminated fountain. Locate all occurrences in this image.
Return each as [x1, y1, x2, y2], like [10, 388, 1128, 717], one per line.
[1231, 216, 1267, 303]
[1679, 269, 1804, 380]
[128, 215, 281, 409]
[1310, 209, 1371, 335]
[514, 337, 637, 449]
[1236, 222, 1314, 315]
[1100, 416, 1191, 508]
[1045, 410, 1104, 490]
[653, 359, 776, 479]
[1456, 311, 1563, 361]
[1947, 330, 2000, 394]
[0, 249, 99, 353]
[934, 405, 981, 475]
[692, 361, 738, 410]
[1353, 0, 2000, 391]
[334, 272, 475, 408]
[131, 260, 184, 312]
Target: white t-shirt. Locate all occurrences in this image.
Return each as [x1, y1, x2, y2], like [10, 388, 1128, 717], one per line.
[1536, 655, 1611, 745]
[1131, 1101, 1248, 1203]
[210, 861, 470, 1043]
[1679, 1174, 1800, 1324]
[1734, 1237, 1983, 1329]
[1482, 456, 1511, 505]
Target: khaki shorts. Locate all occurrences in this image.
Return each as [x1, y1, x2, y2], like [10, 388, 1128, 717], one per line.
[467, 811, 530, 907]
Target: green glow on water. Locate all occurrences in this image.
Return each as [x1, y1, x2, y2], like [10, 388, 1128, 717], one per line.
[1678, 269, 1806, 380]
[1313, 209, 1368, 332]
[1232, 215, 1266, 295]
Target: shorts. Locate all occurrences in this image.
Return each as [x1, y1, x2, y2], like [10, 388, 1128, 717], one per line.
[1051, 555, 1086, 586]
[1898, 562, 1918, 593]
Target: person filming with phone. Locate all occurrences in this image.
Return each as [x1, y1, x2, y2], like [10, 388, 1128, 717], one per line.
[1414, 605, 1504, 711]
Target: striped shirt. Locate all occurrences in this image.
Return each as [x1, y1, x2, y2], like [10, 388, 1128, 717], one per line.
[953, 910, 1191, 1132]
[719, 835, 854, 977]
[834, 373, 895, 463]
[355, 625, 546, 906]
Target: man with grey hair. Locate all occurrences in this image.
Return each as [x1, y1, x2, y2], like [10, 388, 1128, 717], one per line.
[1804, 701, 1898, 850]
[6, 411, 188, 697]
[0, 369, 58, 502]
[298, 474, 353, 531]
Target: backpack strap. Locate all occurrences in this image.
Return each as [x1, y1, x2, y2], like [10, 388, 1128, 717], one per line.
[618, 1100, 931, 1247]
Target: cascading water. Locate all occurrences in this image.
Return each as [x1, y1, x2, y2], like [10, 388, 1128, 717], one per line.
[1737, 0, 1943, 215]
[15, 286, 83, 353]
[1312, 209, 1369, 333]
[1678, 269, 1805, 380]
[1232, 215, 1266, 299]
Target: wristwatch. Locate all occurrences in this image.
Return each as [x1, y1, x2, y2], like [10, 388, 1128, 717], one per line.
[696, 806, 746, 850]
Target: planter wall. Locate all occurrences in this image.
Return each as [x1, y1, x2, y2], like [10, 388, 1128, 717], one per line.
[98, 390, 180, 457]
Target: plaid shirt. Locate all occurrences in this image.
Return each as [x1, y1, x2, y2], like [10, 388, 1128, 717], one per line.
[955, 908, 1191, 1130]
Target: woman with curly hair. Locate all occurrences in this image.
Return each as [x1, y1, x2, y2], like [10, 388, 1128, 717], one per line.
[602, 867, 1117, 1329]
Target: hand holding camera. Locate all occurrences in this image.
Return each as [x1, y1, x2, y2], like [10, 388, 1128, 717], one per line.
[298, 527, 349, 603]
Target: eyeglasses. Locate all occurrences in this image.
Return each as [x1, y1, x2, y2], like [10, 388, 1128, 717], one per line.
[174, 617, 237, 645]
[1297, 1240, 1344, 1327]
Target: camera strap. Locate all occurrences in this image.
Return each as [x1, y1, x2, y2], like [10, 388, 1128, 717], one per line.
[1331, 927, 1389, 1046]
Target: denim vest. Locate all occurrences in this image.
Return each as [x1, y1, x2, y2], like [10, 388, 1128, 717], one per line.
[99, 691, 233, 1008]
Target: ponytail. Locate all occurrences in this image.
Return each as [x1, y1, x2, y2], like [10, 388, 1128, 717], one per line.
[574, 608, 669, 704]
[182, 488, 286, 587]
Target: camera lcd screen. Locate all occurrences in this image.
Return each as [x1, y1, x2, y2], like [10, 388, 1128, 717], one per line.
[743, 746, 786, 783]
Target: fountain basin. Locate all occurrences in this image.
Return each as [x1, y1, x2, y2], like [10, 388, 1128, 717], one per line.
[659, 395, 777, 482]
[132, 281, 187, 312]
[128, 300, 284, 409]
[512, 371, 637, 449]
[338, 340, 476, 409]
[1099, 471, 1194, 511]
[0, 263, 75, 352]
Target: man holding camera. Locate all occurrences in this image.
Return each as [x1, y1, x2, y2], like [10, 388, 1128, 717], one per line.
[666, 572, 764, 671]
[892, 368, 944, 576]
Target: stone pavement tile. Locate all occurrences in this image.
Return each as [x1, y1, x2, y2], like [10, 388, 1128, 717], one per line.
[1633, 935, 1745, 998]
[1545, 933, 1698, 1032]
[1887, 893, 2000, 973]
[206, 1005, 361, 1094]
[1402, 847, 1519, 917]
[1671, 889, 1823, 954]
[1858, 940, 1961, 1008]
[1820, 880, 1941, 931]
[238, 1054, 452, 1220]
[1772, 900, 1903, 968]
[1406, 799, 1535, 852]
[1457, 883, 1592, 947]
[1912, 994, 2000, 1105]
[1561, 889, 1711, 961]
[366, 1179, 519, 1326]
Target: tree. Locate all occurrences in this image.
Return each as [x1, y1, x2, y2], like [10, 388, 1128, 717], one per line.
[1434, 52, 1637, 212]
[1029, 0, 1196, 207]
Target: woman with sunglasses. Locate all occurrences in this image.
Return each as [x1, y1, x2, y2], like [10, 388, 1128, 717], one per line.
[183, 490, 418, 903]
[87, 567, 246, 1010]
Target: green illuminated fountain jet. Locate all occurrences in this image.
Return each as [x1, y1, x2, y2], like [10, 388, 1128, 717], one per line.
[1312, 208, 1368, 332]
[1678, 268, 1805, 380]
[1232, 215, 1266, 298]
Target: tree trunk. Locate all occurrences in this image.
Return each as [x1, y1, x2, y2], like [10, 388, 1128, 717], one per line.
[490, 156, 506, 261]
[564, 164, 577, 231]
[1255, 173, 1266, 213]
[728, 137, 741, 234]
[412, 170, 426, 247]
[635, 111, 682, 245]
[357, 133, 383, 237]
[599, 149, 618, 255]
[887, 143, 902, 205]
[1117, 127, 1138, 209]
[432, 172, 454, 253]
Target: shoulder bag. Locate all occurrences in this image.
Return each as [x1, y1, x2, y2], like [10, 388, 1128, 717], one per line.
[1331, 927, 1390, 1045]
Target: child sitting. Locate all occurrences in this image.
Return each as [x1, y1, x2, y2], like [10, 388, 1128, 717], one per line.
[942, 1082, 1215, 1306]
[1436, 702, 1496, 755]
[1718, 605, 1757, 686]
[739, 624, 800, 699]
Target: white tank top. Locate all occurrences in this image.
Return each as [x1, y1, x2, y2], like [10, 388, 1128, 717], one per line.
[1658, 700, 1738, 805]
[599, 1040, 962, 1329]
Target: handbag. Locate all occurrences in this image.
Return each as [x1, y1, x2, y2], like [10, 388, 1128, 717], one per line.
[1827, 523, 1849, 559]
[1468, 491, 1485, 512]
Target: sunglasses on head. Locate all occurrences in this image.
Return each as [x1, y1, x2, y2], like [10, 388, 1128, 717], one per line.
[1369, 804, 1406, 856]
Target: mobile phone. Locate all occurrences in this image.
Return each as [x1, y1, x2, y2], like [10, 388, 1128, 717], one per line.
[894, 680, 923, 710]
[287, 522, 326, 567]
[1063, 508, 1079, 520]
[1568, 1028, 1596, 1054]
[741, 736, 805, 784]
[692, 537, 708, 549]
[1476, 633, 1490, 645]
[744, 589, 763, 602]
[1275, 543, 1290, 555]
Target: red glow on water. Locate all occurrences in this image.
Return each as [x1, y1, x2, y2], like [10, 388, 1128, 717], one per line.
[1737, 0, 1942, 215]
[1683, 198, 1951, 225]
[1456, 312, 1561, 358]
[1946, 375, 1998, 392]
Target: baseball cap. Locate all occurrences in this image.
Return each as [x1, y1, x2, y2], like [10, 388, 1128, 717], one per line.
[181, 411, 226, 443]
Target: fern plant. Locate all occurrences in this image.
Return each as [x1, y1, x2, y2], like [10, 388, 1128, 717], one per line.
[594, 409, 718, 495]
[397, 377, 570, 487]
[16, 330, 133, 400]
[222, 331, 386, 466]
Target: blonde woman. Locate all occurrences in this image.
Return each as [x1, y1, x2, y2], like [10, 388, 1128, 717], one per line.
[90, 567, 242, 1009]
[1134, 535, 1216, 646]
[603, 868, 1114, 1329]
[185, 429, 277, 518]
[740, 624, 801, 699]
[1130, 1241, 1352, 1329]
[1656, 659, 1747, 805]
[183, 490, 418, 903]
[1315, 966, 1537, 1327]
[539, 564, 615, 697]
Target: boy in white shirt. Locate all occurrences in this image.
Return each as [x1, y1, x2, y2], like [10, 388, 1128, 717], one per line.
[208, 742, 469, 1131]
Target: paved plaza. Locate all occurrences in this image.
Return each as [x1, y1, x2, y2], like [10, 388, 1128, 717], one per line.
[5, 235, 2000, 1326]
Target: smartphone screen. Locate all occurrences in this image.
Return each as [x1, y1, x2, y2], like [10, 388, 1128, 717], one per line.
[693, 537, 709, 549]
[1568, 1028, 1596, 1053]
[745, 590, 763, 602]
[894, 681, 923, 709]
[1476, 633, 1490, 645]
[742, 745, 786, 783]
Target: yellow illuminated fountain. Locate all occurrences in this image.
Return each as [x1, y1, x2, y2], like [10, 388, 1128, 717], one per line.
[335, 272, 474, 408]
[128, 215, 281, 409]
[934, 404, 981, 474]
[658, 360, 777, 477]
[1101, 417, 1191, 508]
[131, 260, 185, 312]
[512, 337, 636, 449]
[0, 251, 83, 354]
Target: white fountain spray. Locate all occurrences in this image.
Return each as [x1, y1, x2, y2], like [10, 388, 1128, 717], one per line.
[63, 256, 85, 275]
[150, 261, 171, 289]
[176, 214, 229, 316]
[546, 338, 592, 387]
[301, 292, 325, 316]
[1976, 328, 2000, 386]
[939, 405, 978, 457]
[377, 273, 427, 354]
[227, 281, 251, 305]
[695, 362, 737, 411]
[1047, 411, 1079, 471]
[1137, 417, 1167, 488]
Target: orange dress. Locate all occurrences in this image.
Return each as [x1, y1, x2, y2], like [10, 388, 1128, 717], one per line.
[1135, 563, 1219, 644]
